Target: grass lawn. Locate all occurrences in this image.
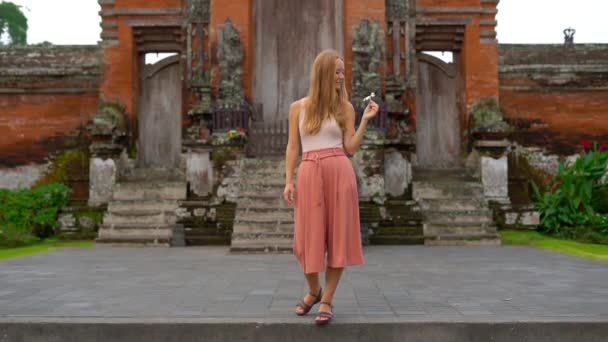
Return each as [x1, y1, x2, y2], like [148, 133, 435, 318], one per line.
[0, 238, 94, 260]
[500, 229, 608, 263]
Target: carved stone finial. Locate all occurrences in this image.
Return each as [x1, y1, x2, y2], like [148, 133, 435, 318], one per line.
[217, 19, 245, 109]
[352, 19, 383, 107]
[564, 27, 575, 45]
[386, 0, 409, 21]
[187, 0, 210, 22]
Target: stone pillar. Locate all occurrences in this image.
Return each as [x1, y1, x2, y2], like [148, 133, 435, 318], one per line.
[385, 148, 412, 197]
[475, 139, 510, 204]
[351, 129, 385, 204]
[88, 157, 117, 207]
[87, 101, 129, 207]
[186, 146, 214, 197]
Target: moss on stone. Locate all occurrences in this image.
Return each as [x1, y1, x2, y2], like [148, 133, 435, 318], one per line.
[212, 147, 237, 169]
[34, 149, 89, 187]
[470, 98, 511, 133]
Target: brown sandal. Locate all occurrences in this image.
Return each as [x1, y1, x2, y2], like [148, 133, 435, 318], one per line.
[295, 287, 322, 316]
[315, 301, 334, 326]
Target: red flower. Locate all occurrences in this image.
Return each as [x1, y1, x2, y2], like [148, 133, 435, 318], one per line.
[580, 139, 592, 150]
[237, 127, 245, 133]
[600, 143, 608, 151]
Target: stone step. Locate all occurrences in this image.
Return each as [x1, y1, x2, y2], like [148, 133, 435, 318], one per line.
[412, 181, 483, 200]
[371, 226, 424, 236]
[99, 222, 174, 230]
[238, 182, 285, 193]
[369, 235, 425, 245]
[237, 198, 291, 209]
[424, 223, 497, 237]
[234, 209, 293, 222]
[230, 236, 293, 252]
[232, 231, 294, 240]
[419, 198, 488, 211]
[379, 216, 424, 226]
[412, 168, 477, 182]
[103, 211, 177, 226]
[424, 234, 502, 246]
[185, 236, 230, 246]
[95, 238, 171, 246]
[97, 226, 173, 242]
[232, 222, 294, 234]
[424, 210, 493, 224]
[108, 200, 179, 214]
[238, 189, 283, 198]
[113, 181, 186, 200]
[241, 178, 286, 187]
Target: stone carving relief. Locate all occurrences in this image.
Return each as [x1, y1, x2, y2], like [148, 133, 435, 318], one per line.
[217, 19, 245, 109]
[352, 19, 382, 107]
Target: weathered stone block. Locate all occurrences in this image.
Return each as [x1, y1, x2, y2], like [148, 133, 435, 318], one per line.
[384, 149, 411, 197]
[187, 149, 213, 196]
[88, 158, 116, 207]
[481, 155, 508, 199]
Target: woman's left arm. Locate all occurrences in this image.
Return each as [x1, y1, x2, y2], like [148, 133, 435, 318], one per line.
[343, 100, 379, 155]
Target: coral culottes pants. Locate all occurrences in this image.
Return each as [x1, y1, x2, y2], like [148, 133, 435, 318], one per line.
[293, 147, 365, 274]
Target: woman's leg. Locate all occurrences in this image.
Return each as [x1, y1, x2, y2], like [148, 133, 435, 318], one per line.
[317, 266, 344, 317]
[295, 272, 322, 315]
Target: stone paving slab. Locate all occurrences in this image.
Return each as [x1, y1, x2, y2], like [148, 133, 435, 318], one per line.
[0, 245, 607, 323]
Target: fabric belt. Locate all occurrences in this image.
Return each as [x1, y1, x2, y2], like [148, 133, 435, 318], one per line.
[301, 148, 346, 165]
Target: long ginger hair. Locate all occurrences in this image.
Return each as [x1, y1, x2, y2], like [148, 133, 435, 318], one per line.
[302, 50, 349, 135]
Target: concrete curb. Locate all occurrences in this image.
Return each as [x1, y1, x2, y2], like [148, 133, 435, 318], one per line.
[2, 319, 607, 342]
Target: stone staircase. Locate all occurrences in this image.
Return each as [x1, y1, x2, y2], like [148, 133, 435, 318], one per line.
[97, 168, 187, 246]
[412, 168, 501, 246]
[230, 159, 293, 252]
[366, 199, 425, 245]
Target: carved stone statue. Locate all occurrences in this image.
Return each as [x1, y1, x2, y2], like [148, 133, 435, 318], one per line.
[88, 100, 128, 157]
[564, 27, 576, 45]
[217, 19, 245, 109]
[352, 19, 382, 107]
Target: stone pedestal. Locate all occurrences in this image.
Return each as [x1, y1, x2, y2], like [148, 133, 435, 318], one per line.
[385, 148, 412, 197]
[475, 139, 511, 209]
[185, 146, 214, 197]
[88, 158, 117, 207]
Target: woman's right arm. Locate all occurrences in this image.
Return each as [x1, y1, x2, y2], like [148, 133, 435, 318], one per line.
[283, 100, 301, 205]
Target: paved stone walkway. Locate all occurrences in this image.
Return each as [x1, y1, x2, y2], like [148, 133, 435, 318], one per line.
[1, 245, 607, 323]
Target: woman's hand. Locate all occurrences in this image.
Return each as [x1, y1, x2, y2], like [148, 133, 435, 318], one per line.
[283, 183, 295, 205]
[362, 100, 379, 122]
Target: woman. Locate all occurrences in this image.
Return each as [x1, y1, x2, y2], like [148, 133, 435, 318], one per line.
[283, 49, 379, 325]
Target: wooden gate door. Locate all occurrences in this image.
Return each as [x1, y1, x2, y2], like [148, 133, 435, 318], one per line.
[253, 0, 343, 124]
[415, 53, 461, 168]
[137, 55, 182, 169]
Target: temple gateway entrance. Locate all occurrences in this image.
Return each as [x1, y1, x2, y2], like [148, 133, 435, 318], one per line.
[415, 53, 461, 168]
[137, 55, 182, 169]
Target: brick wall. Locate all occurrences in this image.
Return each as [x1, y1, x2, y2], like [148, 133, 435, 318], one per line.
[499, 44, 608, 154]
[98, 0, 183, 124]
[0, 46, 102, 167]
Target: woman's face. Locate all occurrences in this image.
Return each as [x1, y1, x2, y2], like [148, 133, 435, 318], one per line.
[334, 58, 345, 91]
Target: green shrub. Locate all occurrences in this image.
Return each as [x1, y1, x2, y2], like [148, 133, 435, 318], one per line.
[0, 183, 72, 246]
[532, 145, 608, 243]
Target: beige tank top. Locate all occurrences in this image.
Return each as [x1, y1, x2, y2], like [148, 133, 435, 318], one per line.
[299, 108, 344, 153]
